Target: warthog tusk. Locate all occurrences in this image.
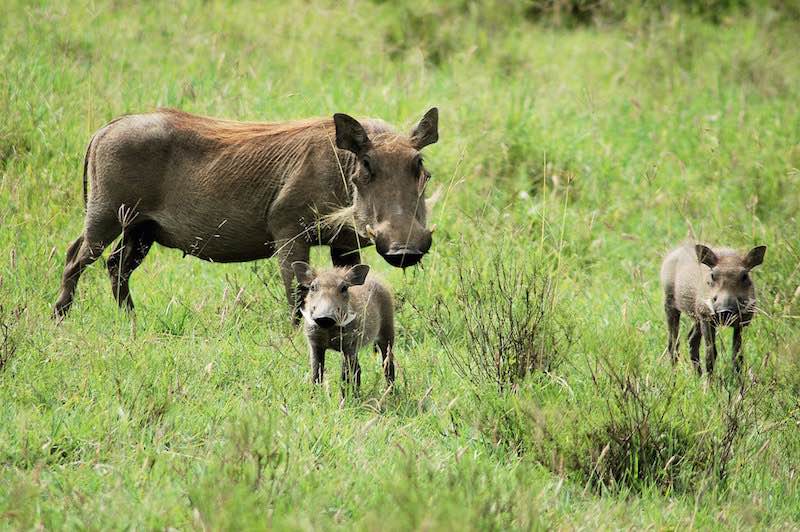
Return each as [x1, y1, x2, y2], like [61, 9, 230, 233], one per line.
[430, 224, 437, 234]
[299, 307, 316, 327]
[338, 311, 357, 327]
[366, 224, 376, 239]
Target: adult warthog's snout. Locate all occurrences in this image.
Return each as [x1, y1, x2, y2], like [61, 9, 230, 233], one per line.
[373, 219, 432, 268]
[382, 247, 425, 268]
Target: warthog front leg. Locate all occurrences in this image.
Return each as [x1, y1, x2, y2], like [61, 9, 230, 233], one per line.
[702, 321, 718, 375]
[330, 246, 361, 268]
[273, 231, 310, 325]
[732, 325, 744, 375]
[310, 344, 326, 384]
[688, 321, 702, 375]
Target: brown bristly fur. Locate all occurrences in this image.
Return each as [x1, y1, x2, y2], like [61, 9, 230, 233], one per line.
[160, 108, 330, 146]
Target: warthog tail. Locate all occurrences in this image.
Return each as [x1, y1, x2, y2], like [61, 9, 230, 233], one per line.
[82, 139, 91, 211]
[83, 115, 128, 211]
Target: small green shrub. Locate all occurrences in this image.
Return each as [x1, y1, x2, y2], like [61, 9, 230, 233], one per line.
[421, 246, 569, 391]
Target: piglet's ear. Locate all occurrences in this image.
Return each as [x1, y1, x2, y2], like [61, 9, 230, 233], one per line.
[291, 261, 316, 287]
[695, 244, 718, 268]
[344, 264, 370, 286]
[744, 245, 766, 269]
[410, 107, 438, 150]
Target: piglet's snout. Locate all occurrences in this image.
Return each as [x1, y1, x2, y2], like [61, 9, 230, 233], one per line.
[313, 316, 336, 328]
[311, 303, 340, 329]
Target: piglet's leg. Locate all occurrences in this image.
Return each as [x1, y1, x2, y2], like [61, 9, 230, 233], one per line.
[376, 339, 395, 385]
[701, 321, 718, 375]
[310, 345, 326, 384]
[732, 326, 743, 375]
[688, 321, 702, 376]
[666, 305, 681, 365]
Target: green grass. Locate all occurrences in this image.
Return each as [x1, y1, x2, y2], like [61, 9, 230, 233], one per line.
[2, 0, 800, 529]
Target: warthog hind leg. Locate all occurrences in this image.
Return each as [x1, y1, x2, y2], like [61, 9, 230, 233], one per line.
[665, 302, 681, 364]
[53, 220, 120, 319]
[376, 338, 395, 385]
[107, 222, 156, 311]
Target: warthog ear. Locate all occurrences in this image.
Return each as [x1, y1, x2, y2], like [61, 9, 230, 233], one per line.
[695, 244, 718, 268]
[291, 261, 316, 287]
[410, 107, 439, 150]
[334, 113, 371, 155]
[744, 245, 766, 269]
[344, 264, 370, 286]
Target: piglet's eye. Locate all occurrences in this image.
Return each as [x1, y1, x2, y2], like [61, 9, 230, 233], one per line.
[362, 158, 373, 178]
[339, 284, 348, 294]
[740, 272, 750, 284]
[710, 271, 719, 282]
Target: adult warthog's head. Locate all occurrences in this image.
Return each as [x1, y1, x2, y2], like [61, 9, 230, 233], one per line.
[332, 108, 439, 268]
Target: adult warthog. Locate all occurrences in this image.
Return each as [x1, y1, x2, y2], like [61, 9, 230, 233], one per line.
[53, 107, 438, 319]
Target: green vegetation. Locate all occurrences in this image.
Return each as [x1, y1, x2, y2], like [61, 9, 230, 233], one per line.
[2, 1, 799, 528]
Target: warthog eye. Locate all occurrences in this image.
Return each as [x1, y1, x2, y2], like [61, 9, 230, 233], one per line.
[339, 283, 348, 294]
[740, 272, 750, 285]
[710, 270, 719, 283]
[309, 281, 318, 292]
[417, 166, 431, 195]
[361, 157, 373, 179]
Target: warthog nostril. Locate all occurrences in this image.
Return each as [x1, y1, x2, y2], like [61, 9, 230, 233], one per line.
[381, 247, 424, 268]
[314, 316, 336, 329]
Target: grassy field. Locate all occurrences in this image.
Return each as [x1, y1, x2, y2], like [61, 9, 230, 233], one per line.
[2, 0, 800, 529]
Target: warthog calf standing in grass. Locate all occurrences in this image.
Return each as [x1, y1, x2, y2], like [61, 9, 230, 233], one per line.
[661, 243, 766, 375]
[292, 261, 394, 390]
[53, 108, 438, 320]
